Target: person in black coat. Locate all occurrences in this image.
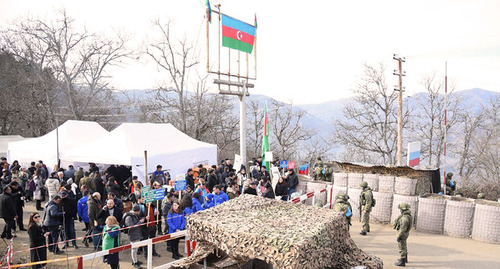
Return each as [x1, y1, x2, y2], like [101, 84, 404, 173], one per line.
[243, 181, 258, 196]
[93, 172, 106, 202]
[10, 181, 27, 230]
[285, 169, 299, 199]
[60, 190, 79, 249]
[262, 182, 275, 199]
[185, 169, 195, 191]
[107, 177, 122, 197]
[28, 212, 48, 269]
[97, 199, 123, 223]
[0, 186, 17, 239]
[107, 192, 124, 214]
[275, 177, 289, 201]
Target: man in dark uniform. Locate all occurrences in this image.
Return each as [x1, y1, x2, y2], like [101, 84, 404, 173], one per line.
[0, 186, 17, 239]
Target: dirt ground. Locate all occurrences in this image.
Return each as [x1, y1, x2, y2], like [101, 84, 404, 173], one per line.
[349, 221, 500, 269]
[2, 201, 500, 268]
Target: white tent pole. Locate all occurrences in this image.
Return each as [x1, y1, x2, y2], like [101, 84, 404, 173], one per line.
[144, 150, 148, 186]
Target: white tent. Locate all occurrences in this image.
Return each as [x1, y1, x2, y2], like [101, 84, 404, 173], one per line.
[0, 135, 29, 158]
[62, 123, 217, 183]
[7, 120, 109, 170]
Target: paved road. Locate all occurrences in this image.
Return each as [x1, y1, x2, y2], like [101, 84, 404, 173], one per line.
[350, 221, 500, 269]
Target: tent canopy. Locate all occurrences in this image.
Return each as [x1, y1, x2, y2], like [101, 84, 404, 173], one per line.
[0, 135, 28, 158]
[62, 122, 217, 183]
[7, 120, 109, 169]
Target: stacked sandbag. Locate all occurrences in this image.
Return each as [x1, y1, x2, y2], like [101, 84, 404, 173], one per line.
[370, 191, 393, 223]
[416, 194, 446, 234]
[176, 194, 383, 269]
[471, 200, 500, 244]
[348, 173, 364, 189]
[443, 197, 475, 238]
[333, 173, 348, 187]
[391, 194, 418, 226]
[378, 175, 395, 193]
[394, 177, 417, 195]
[363, 174, 379, 192]
[348, 188, 362, 220]
[306, 181, 328, 206]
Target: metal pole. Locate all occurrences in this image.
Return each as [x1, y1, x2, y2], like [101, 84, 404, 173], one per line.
[147, 239, 153, 269]
[239, 81, 247, 167]
[443, 62, 448, 193]
[397, 59, 403, 166]
[56, 116, 60, 169]
[206, 5, 210, 73]
[144, 151, 148, 185]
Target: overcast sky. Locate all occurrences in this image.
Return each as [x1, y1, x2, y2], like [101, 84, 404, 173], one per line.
[1, 0, 499, 104]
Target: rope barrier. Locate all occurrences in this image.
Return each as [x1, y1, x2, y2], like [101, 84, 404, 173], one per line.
[10, 213, 186, 255]
[1, 231, 187, 269]
[290, 188, 327, 203]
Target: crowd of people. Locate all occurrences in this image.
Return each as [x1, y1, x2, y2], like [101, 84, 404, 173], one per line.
[0, 156, 301, 269]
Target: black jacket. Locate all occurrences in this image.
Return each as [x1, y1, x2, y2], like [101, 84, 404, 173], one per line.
[185, 174, 195, 191]
[207, 174, 218, 192]
[61, 197, 77, 220]
[0, 193, 16, 219]
[97, 205, 123, 223]
[28, 224, 46, 248]
[94, 177, 105, 195]
[275, 182, 288, 197]
[286, 172, 299, 189]
[243, 187, 257, 196]
[263, 183, 275, 199]
[11, 186, 26, 208]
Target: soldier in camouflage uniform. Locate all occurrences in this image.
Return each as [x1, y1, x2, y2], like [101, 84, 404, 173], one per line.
[445, 172, 456, 195]
[333, 193, 352, 230]
[393, 203, 412, 267]
[477, 193, 485, 199]
[314, 157, 325, 181]
[359, 181, 373, 236]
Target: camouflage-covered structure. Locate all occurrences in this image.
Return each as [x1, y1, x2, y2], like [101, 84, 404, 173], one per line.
[173, 194, 383, 269]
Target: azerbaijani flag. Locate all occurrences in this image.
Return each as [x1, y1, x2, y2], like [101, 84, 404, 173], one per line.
[222, 14, 256, 54]
[261, 103, 270, 170]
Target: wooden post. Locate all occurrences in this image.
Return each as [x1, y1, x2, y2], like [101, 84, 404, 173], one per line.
[144, 150, 148, 185]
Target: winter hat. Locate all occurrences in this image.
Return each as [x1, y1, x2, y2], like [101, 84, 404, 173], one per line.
[133, 205, 141, 212]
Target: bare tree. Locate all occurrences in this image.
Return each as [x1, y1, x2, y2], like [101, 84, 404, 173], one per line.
[333, 63, 410, 165]
[268, 100, 315, 160]
[146, 19, 198, 134]
[412, 73, 462, 168]
[246, 99, 265, 159]
[1, 10, 131, 124]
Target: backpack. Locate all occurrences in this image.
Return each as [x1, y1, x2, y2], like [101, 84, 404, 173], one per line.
[372, 197, 376, 207]
[120, 212, 135, 234]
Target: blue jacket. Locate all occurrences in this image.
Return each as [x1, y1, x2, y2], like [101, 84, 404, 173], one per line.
[77, 196, 89, 223]
[203, 194, 215, 209]
[213, 191, 229, 205]
[183, 207, 193, 216]
[192, 198, 203, 213]
[167, 211, 185, 234]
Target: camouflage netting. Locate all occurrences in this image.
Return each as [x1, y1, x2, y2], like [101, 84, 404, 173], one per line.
[416, 194, 447, 234]
[443, 198, 475, 238]
[173, 195, 383, 269]
[471, 200, 500, 244]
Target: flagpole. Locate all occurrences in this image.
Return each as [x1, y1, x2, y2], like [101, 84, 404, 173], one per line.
[443, 62, 448, 194]
[206, 4, 209, 73]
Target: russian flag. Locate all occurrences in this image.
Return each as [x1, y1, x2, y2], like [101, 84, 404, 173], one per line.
[298, 164, 309, 175]
[407, 142, 421, 167]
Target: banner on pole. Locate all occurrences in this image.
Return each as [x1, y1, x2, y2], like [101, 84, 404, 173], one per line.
[287, 161, 295, 169]
[280, 160, 288, 169]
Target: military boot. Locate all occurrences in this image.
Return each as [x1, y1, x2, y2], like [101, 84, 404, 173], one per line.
[405, 254, 408, 263]
[394, 258, 405, 267]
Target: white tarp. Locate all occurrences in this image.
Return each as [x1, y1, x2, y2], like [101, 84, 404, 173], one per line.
[62, 122, 217, 183]
[7, 120, 109, 170]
